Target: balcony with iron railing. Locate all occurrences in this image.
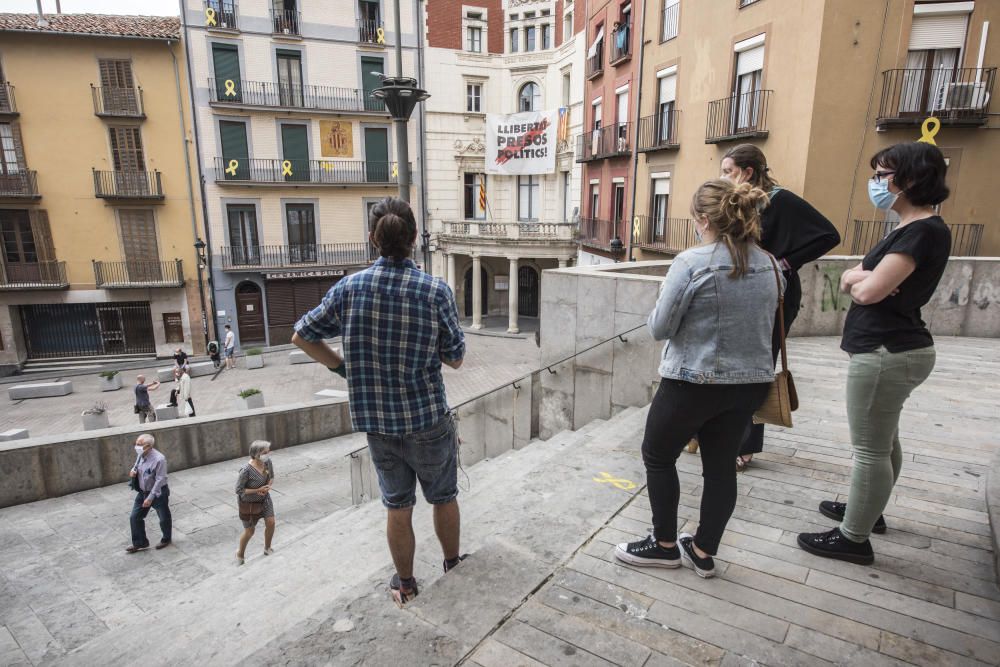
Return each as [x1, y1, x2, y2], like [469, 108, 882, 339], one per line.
[93, 170, 164, 200]
[271, 8, 301, 35]
[633, 215, 696, 255]
[661, 2, 679, 42]
[706, 89, 771, 143]
[575, 123, 633, 162]
[0, 171, 40, 200]
[0, 82, 17, 116]
[208, 78, 386, 114]
[0, 261, 68, 290]
[214, 157, 398, 186]
[91, 85, 145, 118]
[850, 219, 984, 257]
[610, 24, 632, 65]
[358, 19, 385, 45]
[205, 0, 239, 31]
[876, 68, 996, 129]
[219, 243, 375, 270]
[637, 111, 680, 152]
[94, 259, 184, 288]
[439, 221, 578, 242]
[578, 217, 626, 254]
[586, 46, 604, 80]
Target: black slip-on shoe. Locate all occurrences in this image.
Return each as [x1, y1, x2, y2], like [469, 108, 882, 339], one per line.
[614, 535, 681, 568]
[797, 527, 874, 565]
[389, 574, 419, 607]
[818, 500, 887, 534]
[443, 554, 469, 573]
[678, 533, 715, 578]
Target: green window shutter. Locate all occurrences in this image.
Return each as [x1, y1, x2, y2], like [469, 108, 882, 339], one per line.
[361, 57, 384, 111]
[212, 44, 241, 101]
[280, 124, 309, 181]
[219, 120, 249, 179]
[363, 127, 389, 182]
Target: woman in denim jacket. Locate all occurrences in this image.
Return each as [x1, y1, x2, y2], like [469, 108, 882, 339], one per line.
[615, 179, 783, 578]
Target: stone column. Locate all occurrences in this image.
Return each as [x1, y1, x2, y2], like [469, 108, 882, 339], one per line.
[558, 258, 568, 269]
[446, 253, 457, 296]
[471, 254, 483, 330]
[507, 257, 519, 334]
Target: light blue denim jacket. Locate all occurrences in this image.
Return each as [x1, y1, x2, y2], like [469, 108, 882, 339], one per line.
[649, 242, 785, 384]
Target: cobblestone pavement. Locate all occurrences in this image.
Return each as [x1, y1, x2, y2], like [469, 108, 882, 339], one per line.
[0, 333, 541, 439]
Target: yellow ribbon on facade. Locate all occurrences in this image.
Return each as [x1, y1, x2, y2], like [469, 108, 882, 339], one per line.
[224, 79, 237, 97]
[592, 471, 636, 491]
[225, 159, 239, 176]
[391, 163, 398, 178]
[321, 162, 335, 172]
[376, 27, 386, 44]
[633, 216, 640, 239]
[205, 7, 217, 26]
[282, 160, 293, 177]
[917, 116, 940, 146]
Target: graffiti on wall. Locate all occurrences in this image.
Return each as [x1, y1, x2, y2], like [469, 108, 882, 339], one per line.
[820, 267, 850, 313]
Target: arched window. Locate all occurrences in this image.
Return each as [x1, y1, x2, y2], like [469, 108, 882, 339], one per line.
[518, 82, 541, 112]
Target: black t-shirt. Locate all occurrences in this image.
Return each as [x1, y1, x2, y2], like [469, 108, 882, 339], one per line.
[135, 384, 151, 407]
[841, 216, 951, 354]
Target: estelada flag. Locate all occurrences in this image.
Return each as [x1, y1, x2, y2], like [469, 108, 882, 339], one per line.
[558, 107, 570, 142]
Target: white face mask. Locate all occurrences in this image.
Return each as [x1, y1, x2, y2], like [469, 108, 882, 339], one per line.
[260, 454, 271, 463]
[135, 445, 144, 456]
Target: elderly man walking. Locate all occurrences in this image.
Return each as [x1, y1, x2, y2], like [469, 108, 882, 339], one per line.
[127, 434, 172, 552]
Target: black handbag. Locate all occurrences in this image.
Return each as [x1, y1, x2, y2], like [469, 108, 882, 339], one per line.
[128, 454, 142, 492]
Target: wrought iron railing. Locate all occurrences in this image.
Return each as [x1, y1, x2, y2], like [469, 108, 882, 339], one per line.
[440, 221, 577, 240]
[0, 83, 17, 114]
[579, 217, 625, 253]
[637, 111, 680, 152]
[610, 24, 632, 63]
[575, 123, 633, 162]
[91, 85, 144, 117]
[0, 171, 39, 198]
[706, 89, 771, 143]
[94, 259, 184, 288]
[661, 2, 679, 41]
[219, 243, 374, 270]
[93, 170, 163, 199]
[208, 78, 385, 112]
[850, 220, 984, 257]
[633, 215, 696, 254]
[358, 19, 384, 45]
[271, 8, 301, 34]
[586, 48, 604, 79]
[205, 0, 238, 30]
[214, 157, 397, 185]
[0, 261, 68, 290]
[876, 68, 996, 128]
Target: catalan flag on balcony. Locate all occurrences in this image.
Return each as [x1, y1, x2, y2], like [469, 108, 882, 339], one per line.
[478, 176, 487, 213]
[558, 107, 570, 142]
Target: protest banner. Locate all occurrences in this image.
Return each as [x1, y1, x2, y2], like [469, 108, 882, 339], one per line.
[485, 109, 558, 175]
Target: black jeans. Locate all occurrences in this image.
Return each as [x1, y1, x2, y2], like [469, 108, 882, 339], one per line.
[642, 379, 769, 555]
[130, 486, 172, 547]
[738, 273, 800, 456]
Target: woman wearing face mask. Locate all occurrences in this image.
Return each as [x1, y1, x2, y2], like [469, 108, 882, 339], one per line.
[720, 144, 840, 470]
[614, 179, 782, 579]
[235, 440, 276, 564]
[797, 142, 950, 564]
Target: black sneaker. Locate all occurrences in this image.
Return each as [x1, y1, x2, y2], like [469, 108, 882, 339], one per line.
[614, 535, 681, 568]
[389, 574, 419, 607]
[678, 533, 715, 578]
[443, 554, 468, 573]
[818, 500, 886, 534]
[797, 527, 874, 565]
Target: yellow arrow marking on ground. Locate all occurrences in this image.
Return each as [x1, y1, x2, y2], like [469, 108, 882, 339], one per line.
[918, 116, 940, 145]
[593, 472, 636, 491]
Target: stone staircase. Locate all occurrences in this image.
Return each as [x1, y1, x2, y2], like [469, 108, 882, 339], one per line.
[56, 407, 651, 666]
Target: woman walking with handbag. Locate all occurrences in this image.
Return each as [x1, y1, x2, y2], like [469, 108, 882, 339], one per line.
[797, 142, 951, 564]
[720, 144, 840, 471]
[235, 440, 276, 565]
[614, 180, 783, 579]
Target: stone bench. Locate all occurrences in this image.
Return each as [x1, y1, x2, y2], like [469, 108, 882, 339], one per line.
[8, 381, 74, 400]
[154, 404, 178, 421]
[0, 429, 29, 442]
[290, 351, 317, 365]
[314, 389, 348, 401]
[157, 361, 216, 382]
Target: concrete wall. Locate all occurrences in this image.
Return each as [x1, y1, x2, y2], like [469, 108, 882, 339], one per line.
[0, 397, 350, 509]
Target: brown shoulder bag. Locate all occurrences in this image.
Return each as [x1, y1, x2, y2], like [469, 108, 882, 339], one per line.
[753, 255, 799, 427]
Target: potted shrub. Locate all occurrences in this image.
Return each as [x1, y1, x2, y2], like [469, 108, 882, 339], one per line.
[245, 347, 264, 369]
[237, 388, 264, 410]
[82, 402, 110, 430]
[98, 370, 123, 391]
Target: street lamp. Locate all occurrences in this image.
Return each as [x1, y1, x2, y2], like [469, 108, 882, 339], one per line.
[193, 238, 210, 349]
[370, 75, 430, 205]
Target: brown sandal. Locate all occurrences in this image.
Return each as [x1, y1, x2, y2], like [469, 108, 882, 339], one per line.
[736, 455, 753, 472]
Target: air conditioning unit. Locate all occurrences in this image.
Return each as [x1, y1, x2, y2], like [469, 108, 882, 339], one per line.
[935, 82, 990, 111]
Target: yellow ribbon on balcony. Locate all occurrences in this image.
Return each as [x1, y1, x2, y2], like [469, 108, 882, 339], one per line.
[224, 79, 237, 98]
[633, 216, 640, 240]
[281, 160, 293, 177]
[391, 163, 398, 178]
[320, 161, 335, 172]
[376, 27, 386, 44]
[225, 159, 239, 176]
[205, 7, 217, 26]
[917, 116, 940, 146]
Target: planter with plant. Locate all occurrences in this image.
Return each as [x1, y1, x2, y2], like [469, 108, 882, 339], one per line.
[237, 388, 264, 410]
[82, 402, 110, 430]
[245, 348, 264, 369]
[98, 370, 123, 391]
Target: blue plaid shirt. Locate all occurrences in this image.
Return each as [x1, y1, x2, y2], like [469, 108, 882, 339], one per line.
[294, 257, 465, 435]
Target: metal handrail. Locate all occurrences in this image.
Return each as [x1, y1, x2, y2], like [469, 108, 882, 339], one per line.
[91, 85, 144, 117]
[208, 78, 385, 112]
[214, 157, 398, 184]
[0, 82, 18, 114]
[0, 170, 39, 197]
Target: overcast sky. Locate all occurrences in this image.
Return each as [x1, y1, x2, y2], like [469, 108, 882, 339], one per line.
[5, 0, 179, 16]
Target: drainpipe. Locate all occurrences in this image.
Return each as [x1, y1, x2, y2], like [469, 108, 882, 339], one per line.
[416, 0, 431, 272]
[177, 9, 220, 346]
[35, 0, 48, 27]
[626, 0, 648, 262]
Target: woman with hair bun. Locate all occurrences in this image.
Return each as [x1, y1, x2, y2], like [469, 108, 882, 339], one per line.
[614, 179, 784, 579]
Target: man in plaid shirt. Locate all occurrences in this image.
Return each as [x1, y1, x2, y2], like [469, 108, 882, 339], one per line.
[292, 197, 466, 606]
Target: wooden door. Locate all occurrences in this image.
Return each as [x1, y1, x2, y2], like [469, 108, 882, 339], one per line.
[235, 282, 266, 343]
[109, 127, 148, 195]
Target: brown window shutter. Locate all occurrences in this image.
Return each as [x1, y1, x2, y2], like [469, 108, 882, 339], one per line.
[99, 59, 134, 88]
[28, 209, 55, 262]
[10, 121, 27, 168]
[110, 127, 145, 171]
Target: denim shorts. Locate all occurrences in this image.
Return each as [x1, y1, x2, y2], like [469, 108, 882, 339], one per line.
[366, 414, 459, 509]
[225, 347, 235, 358]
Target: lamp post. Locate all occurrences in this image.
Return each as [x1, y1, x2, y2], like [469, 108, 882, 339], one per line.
[193, 238, 210, 349]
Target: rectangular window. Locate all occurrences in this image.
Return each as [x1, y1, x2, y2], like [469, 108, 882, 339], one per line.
[219, 119, 249, 179]
[518, 176, 539, 221]
[466, 83, 482, 112]
[902, 8, 971, 114]
[526, 26, 536, 51]
[227, 205, 260, 264]
[561, 172, 571, 221]
[562, 73, 571, 106]
[510, 28, 519, 53]
[119, 209, 163, 282]
[657, 71, 677, 142]
[590, 183, 599, 217]
[212, 43, 241, 102]
[286, 204, 317, 262]
[0, 209, 37, 265]
[463, 173, 487, 220]
[563, 12, 573, 44]
[276, 50, 303, 107]
[98, 59, 135, 89]
[612, 183, 625, 225]
[109, 127, 145, 171]
[734, 40, 764, 130]
[467, 26, 482, 52]
[0, 123, 19, 175]
[662, 0, 679, 42]
[542, 24, 551, 49]
[651, 177, 669, 241]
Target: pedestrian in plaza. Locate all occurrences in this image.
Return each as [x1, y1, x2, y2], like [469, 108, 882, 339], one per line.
[292, 196, 467, 606]
[133, 375, 160, 424]
[798, 142, 951, 565]
[173, 347, 190, 371]
[224, 324, 236, 369]
[720, 144, 840, 471]
[614, 179, 782, 579]
[126, 433, 172, 552]
[208, 340, 222, 369]
[168, 367, 195, 416]
[235, 440, 276, 565]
